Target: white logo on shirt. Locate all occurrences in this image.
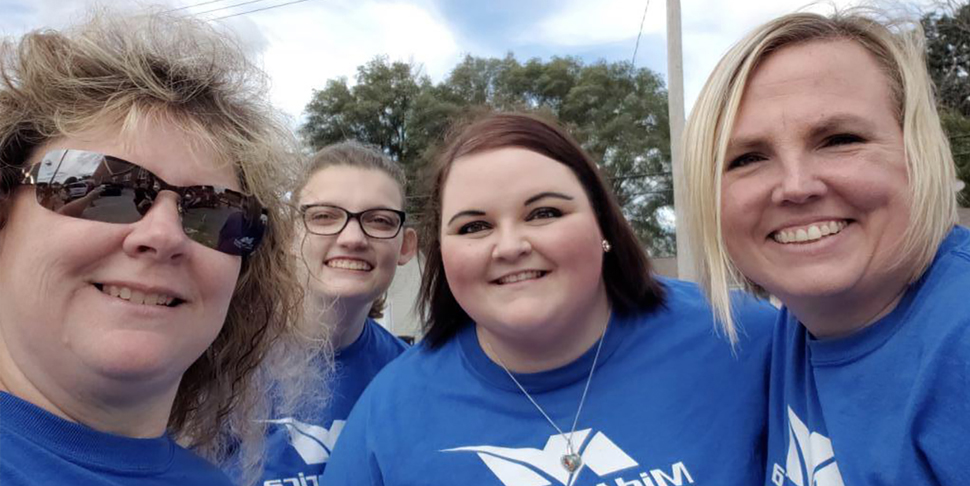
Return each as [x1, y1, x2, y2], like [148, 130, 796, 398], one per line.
[266, 418, 345, 465]
[444, 429, 692, 486]
[771, 407, 845, 486]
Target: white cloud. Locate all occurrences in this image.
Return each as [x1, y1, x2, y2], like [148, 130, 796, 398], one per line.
[530, 0, 665, 46]
[215, 0, 460, 120]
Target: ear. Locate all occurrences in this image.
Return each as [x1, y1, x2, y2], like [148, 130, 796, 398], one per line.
[397, 227, 418, 265]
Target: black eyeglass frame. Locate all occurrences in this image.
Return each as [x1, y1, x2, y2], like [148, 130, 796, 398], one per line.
[19, 149, 268, 257]
[300, 203, 407, 239]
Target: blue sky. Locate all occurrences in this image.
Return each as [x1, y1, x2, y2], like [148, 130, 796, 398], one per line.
[0, 0, 929, 123]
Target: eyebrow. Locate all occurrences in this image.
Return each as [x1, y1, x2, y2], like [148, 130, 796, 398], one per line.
[524, 191, 574, 206]
[445, 192, 574, 226]
[729, 113, 876, 153]
[446, 209, 486, 226]
[806, 114, 876, 140]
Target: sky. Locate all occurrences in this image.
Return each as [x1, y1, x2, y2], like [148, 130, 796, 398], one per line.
[0, 0, 933, 126]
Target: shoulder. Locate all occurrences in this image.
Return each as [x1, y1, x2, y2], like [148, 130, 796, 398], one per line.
[168, 444, 235, 486]
[365, 318, 409, 355]
[351, 336, 457, 404]
[904, 226, 970, 330]
[653, 277, 778, 342]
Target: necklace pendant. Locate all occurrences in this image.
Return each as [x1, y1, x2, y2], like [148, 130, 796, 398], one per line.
[561, 453, 582, 472]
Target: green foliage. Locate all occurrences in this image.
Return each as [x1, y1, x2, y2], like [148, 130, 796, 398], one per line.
[301, 54, 674, 255]
[941, 109, 970, 204]
[924, 1, 970, 206]
[923, 1, 970, 116]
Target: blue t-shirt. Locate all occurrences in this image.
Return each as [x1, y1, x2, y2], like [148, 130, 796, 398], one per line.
[323, 279, 778, 486]
[257, 318, 407, 486]
[765, 226, 970, 486]
[0, 391, 231, 486]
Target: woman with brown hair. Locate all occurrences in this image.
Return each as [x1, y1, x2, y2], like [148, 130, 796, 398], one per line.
[0, 10, 302, 486]
[323, 112, 778, 486]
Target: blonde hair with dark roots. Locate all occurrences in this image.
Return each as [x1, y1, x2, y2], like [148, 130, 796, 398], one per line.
[683, 7, 958, 341]
[0, 10, 305, 483]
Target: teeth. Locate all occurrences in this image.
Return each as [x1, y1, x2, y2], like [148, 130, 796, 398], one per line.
[326, 259, 373, 271]
[100, 284, 176, 306]
[497, 271, 544, 284]
[772, 221, 846, 244]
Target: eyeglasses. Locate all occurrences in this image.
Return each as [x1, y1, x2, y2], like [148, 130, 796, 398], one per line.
[301, 204, 406, 239]
[20, 149, 268, 257]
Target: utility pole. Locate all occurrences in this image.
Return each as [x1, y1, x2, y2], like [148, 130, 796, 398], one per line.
[666, 0, 695, 281]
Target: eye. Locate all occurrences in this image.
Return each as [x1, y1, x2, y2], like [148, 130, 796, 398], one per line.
[824, 133, 865, 147]
[726, 153, 766, 170]
[458, 220, 491, 235]
[527, 207, 563, 220]
[364, 212, 401, 229]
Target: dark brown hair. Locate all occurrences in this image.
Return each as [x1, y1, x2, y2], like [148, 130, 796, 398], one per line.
[417, 111, 665, 347]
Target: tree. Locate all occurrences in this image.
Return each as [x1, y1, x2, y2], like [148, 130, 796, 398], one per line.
[924, 1, 970, 204]
[301, 54, 674, 255]
[924, 0, 970, 116]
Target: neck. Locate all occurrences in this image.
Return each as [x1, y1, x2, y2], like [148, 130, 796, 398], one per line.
[786, 283, 909, 340]
[311, 294, 371, 351]
[477, 293, 611, 374]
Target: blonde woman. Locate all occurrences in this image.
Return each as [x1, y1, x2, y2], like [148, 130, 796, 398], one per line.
[0, 10, 302, 486]
[684, 9, 968, 486]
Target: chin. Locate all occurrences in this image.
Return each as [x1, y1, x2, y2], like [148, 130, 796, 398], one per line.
[88, 336, 205, 383]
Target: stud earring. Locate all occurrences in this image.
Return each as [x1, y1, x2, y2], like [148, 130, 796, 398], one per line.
[602, 240, 611, 253]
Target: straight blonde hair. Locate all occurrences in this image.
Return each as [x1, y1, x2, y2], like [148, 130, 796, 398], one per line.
[683, 8, 958, 341]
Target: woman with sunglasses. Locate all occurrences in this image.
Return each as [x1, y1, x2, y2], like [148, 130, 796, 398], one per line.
[248, 141, 417, 486]
[0, 11, 301, 486]
[323, 112, 779, 486]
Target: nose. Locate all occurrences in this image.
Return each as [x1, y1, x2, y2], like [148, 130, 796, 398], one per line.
[770, 156, 827, 205]
[335, 216, 369, 249]
[122, 192, 189, 262]
[491, 226, 531, 261]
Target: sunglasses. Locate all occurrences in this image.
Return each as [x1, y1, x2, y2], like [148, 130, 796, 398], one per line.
[19, 149, 267, 256]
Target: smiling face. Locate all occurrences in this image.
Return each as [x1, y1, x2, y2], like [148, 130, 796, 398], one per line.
[298, 165, 416, 307]
[440, 147, 609, 356]
[720, 39, 912, 336]
[0, 119, 242, 412]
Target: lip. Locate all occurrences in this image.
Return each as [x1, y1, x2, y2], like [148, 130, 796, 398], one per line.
[324, 256, 374, 271]
[490, 269, 549, 285]
[93, 280, 188, 302]
[767, 217, 852, 236]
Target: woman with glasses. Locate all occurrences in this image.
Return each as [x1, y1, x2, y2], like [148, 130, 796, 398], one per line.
[0, 10, 301, 486]
[249, 141, 417, 486]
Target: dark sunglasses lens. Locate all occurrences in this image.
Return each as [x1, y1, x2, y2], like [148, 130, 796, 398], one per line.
[33, 149, 266, 256]
[33, 151, 144, 223]
[181, 207, 264, 256]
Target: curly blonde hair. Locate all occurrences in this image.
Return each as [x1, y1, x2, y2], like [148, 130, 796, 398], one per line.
[0, 8, 304, 480]
[682, 8, 958, 341]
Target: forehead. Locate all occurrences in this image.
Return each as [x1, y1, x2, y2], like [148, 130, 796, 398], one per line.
[299, 165, 404, 209]
[32, 119, 238, 190]
[442, 147, 589, 209]
[745, 39, 890, 109]
[732, 39, 896, 135]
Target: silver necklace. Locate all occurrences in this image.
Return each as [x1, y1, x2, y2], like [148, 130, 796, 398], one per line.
[483, 321, 608, 475]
